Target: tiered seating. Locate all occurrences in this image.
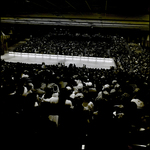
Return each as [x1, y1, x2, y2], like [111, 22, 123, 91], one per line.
[1, 29, 150, 149]
[14, 29, 128, 58]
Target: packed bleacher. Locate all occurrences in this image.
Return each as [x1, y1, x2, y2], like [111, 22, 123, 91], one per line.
[1, 29, 150, 150]
[14, 28, 128, 58]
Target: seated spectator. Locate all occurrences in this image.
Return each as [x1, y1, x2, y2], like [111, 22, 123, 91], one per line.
[41, 87, 59, 104]
[131, 88, 144, 109]
[82, 99, 94, 112]
[34, 82, 45, 96]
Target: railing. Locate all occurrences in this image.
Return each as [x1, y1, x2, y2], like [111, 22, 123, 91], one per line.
[8, 52, 114, 63]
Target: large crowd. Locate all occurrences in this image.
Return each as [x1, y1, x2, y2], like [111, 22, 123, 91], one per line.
[14, 28, 128, 58]
[1, 28, 150, 150]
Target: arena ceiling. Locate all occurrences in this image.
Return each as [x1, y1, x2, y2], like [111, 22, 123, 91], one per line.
[1, 0, 150, 17]
[1, 0, 149, 31]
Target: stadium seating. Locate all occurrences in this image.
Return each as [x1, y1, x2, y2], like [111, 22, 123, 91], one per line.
[1, 29, 150, 149]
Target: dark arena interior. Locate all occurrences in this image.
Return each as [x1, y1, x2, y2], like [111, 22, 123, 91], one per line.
[1, 0, 150, 150]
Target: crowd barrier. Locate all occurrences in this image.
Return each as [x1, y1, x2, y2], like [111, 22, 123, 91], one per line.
[8, 52, 114, 63]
